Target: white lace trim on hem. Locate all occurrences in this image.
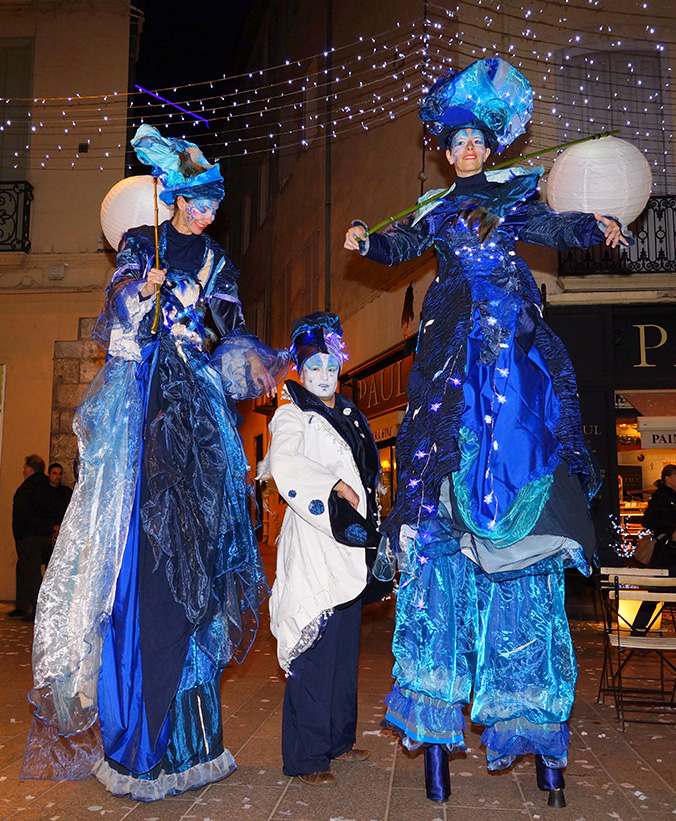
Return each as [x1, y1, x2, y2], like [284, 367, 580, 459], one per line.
[93, 748, 236, 802]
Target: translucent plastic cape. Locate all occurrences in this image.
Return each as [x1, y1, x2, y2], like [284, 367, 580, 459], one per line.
[29, 358, 143, 735]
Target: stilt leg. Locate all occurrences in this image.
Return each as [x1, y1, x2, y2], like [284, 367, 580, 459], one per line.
[535, 755, 566, 809]
[424, 744, 451, 802]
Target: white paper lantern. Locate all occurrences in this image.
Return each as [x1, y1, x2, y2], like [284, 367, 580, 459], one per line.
[546, 136, 653, 226]
[100, 175, 172, 251]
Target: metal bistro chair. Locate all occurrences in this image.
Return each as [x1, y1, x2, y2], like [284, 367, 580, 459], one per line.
[597, 567, 676, 730]
[597, 567, 670, 704]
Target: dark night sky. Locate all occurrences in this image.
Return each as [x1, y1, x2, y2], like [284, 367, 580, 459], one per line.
[134, 0, 255, 91]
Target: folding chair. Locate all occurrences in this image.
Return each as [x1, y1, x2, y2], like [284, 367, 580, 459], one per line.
[597, 568, 670, 704]
[597, 568, 676, 730]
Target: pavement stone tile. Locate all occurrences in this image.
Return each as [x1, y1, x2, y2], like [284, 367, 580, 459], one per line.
[272, 762, 390, 821]
[226, 736, 285, 780]
[382, 788, 450, 821]
[179, 785, 288, 821]
[0, 733, 29, 771]
[251, 704, 284, 740]
[0, 770, 136, 821]
[216, 762, 291, 790]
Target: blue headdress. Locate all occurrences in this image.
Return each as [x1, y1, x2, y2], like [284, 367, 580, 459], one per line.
[290, 311, 348, 372]
[419, 57, 533, 154]
[131, 124, 225, 205]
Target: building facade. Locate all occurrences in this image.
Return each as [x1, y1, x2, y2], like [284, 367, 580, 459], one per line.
[0, 0, 135, 600]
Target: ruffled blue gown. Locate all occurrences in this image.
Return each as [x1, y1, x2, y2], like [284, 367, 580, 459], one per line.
[23, 220, 285, 800]
[363, 168, 611, 771]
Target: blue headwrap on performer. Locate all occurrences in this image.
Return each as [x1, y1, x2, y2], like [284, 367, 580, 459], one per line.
[290, 311, 348, 372]
[131, 123, 225, 205]
[419, 57, 533, 154]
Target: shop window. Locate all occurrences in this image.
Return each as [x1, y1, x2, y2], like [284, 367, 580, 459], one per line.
[378, 443, 397, 520]
[615, 390, 676, 556]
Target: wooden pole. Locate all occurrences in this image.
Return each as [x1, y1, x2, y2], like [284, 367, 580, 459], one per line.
[151, 176, 161, 335]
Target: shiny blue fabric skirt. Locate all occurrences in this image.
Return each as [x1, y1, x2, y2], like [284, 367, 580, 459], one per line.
[95, 335, 267, 796]
[22, 335, 268, 801]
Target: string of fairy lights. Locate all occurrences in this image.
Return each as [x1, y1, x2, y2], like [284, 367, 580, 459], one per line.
[0, 1, 674, 176]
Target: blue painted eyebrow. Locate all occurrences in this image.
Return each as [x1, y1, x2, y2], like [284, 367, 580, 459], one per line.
[451, 130, 485, 146]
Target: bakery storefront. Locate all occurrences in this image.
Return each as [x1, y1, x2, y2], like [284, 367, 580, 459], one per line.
[341, 337, 416, 519]
[548, 304, 676, 561]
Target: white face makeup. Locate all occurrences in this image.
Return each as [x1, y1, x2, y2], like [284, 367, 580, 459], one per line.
[300, 353, 340, 402]
[445, 127, 491, 177]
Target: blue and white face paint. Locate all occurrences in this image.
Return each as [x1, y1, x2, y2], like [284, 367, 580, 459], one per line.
[174, 196, 220, 235]
[446, 127, 491, 177]
[300, 353, 340, 402]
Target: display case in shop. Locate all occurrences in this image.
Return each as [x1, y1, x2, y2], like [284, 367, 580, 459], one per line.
[619, 500, 648, 542]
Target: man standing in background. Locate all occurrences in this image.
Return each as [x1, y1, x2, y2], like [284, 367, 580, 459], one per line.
[10, 454, 54, 622]
[46, 462, 73, 563]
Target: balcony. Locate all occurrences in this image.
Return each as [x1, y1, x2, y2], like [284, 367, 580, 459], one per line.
[0, 180, 33, 252]
[558, 195, 676, 276]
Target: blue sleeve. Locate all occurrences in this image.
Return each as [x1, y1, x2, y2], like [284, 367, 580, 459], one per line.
[518, 201, 630, 251]
[358, 214, 435, 266]
[207, 248, 253, 338]
[91, 230, 154, 347]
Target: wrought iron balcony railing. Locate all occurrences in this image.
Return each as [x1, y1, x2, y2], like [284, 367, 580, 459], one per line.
[0, 180, 33, 252]
[558, 195, 676, 275]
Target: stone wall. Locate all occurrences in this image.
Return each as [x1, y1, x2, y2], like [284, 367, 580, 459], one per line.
[50, 317, 105, 486]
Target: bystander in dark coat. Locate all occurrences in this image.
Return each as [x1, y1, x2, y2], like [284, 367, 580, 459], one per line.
[11, 455, 55, 620]
[642, 464, 676, 569]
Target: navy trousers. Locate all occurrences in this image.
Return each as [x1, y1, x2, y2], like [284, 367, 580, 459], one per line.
[282, 599, 362, 776]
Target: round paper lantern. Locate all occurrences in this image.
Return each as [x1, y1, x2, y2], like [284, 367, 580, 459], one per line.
[100, 175, 172, 251]
[546, 136, 653, 226]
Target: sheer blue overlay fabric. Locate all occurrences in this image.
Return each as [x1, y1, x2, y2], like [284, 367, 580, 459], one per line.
[384, 530, 576, 768]
[362, 169, 617, 770]
[23, 222, 277, 796]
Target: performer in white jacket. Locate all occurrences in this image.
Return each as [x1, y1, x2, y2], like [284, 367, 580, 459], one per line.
[263, 312, 383, 786]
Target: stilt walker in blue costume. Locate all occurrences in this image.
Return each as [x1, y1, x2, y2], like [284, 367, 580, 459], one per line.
[22, 125, 288, 801]
[344, 58, 631, 807]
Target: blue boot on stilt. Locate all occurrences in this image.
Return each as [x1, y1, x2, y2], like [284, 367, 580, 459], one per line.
[535, 755, 566, 809]
[424, 745, 451, 802]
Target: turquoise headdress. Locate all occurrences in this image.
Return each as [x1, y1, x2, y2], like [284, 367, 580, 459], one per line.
[419, 58, 533, 154]
[131, 124, 225, 205]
